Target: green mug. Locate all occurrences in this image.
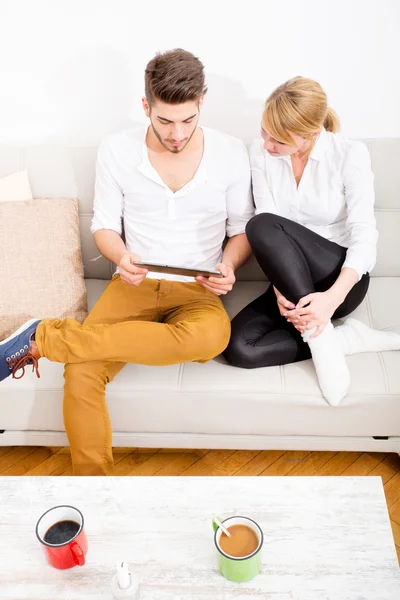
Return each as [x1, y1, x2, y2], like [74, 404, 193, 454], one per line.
[212, 515, 263, 582]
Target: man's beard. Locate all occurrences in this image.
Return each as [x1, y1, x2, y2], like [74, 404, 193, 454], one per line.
[150, 119, 198, 154]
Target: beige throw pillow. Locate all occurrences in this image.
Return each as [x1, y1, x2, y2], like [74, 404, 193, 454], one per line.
[0, 170, 33, 202]
[0, 198, 88, 340]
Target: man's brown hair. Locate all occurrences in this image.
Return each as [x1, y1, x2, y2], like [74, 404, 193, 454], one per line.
[145, 48, 207, 106]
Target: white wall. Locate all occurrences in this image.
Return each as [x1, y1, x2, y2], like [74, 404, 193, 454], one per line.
[0, 0, 399, 147]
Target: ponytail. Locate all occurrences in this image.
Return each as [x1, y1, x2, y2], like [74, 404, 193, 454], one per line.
[323, 107, 340, 132]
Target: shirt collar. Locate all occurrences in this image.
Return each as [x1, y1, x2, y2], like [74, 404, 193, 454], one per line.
[309, 127, 329, 162]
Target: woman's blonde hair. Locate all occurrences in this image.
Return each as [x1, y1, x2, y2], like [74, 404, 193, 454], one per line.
[262, 76, 340, 157]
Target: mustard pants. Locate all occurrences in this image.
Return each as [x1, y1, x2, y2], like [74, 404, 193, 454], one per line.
[35, 275, 231, 476]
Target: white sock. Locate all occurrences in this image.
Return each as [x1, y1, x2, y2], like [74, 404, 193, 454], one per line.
[302, 321, 350, 407]
[334, 318, 400, 355]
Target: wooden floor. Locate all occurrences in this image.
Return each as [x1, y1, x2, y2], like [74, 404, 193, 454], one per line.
[1, 447, 399, 563]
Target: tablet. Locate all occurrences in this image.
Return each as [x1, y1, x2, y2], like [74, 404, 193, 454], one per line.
[131, 261, 224, 278]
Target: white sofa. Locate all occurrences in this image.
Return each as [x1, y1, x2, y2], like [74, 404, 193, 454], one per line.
[1, 139, 400, 454]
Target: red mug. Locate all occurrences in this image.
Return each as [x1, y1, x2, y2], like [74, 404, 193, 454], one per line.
[35, 505, 88, 570]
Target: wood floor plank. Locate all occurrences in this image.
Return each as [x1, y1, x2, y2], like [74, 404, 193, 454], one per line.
[210, 450, 261, 476]
[233, 451, 286, 475]
[340, 452, 388, 476]
[122, 452, 185, 476]
[113, 447, 138, 454]
[384, 472, 400, 508]
[368, 453, 400, 484]
[390, 519, 400, 549]
[389, 496, 400, 526]
[0, 447, 41, 473]
[56, 464, 73, 476]
[113, 449, 161, 476]
[113, 452, 138, 468]
[48, 447, 69, 454]
[182, 450, 236, 475]
[0, 447, 15, 458]
[260, 451, 311, 476]
[155, 450, 209, 476]
[50, 463, 74, 476]
[0, 447, 54, 476]
[24, 453, 72, 476]
[285, 451, 337, 476]
[314, 452, 362, 475]
[156, 448, 195, 453]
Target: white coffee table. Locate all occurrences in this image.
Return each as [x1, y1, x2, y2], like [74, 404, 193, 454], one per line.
[0, 476, 399, 599]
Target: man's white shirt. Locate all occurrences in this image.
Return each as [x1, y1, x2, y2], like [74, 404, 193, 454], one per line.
[91, 125, 254, 282]
[250, 128, 378, 280]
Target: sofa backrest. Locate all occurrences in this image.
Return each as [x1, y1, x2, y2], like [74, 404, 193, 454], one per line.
[0, 139, 399, 280]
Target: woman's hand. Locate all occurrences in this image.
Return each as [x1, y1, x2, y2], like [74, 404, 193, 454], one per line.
[286, 291, 340, 338]
[274, 287, 296, 317]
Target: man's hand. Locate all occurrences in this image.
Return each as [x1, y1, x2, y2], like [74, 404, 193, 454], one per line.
[195, 263, 236, 296]
[287, 291, 339, 338]
[118, 252, 148, 287]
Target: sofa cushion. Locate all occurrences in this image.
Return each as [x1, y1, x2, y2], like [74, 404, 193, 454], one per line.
[0, 170, 33, 202]
[0, 198, 88, 340]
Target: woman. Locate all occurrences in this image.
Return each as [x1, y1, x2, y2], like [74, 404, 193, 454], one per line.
[224, 76, 400, 405]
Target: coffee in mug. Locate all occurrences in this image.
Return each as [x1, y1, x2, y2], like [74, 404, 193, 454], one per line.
[219, 523, 259, 558]
[44, 520, 81, 545]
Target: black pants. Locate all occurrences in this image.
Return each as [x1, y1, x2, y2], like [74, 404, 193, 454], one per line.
[223, 213, 370, 368]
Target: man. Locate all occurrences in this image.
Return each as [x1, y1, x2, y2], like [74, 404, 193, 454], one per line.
[0, 49, 254, 475]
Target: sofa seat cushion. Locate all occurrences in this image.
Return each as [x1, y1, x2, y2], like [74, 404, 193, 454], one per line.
[0, 278, 399, 438]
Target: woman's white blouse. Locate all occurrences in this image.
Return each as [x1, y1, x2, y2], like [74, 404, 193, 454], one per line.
[250, 128, 378, 280]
